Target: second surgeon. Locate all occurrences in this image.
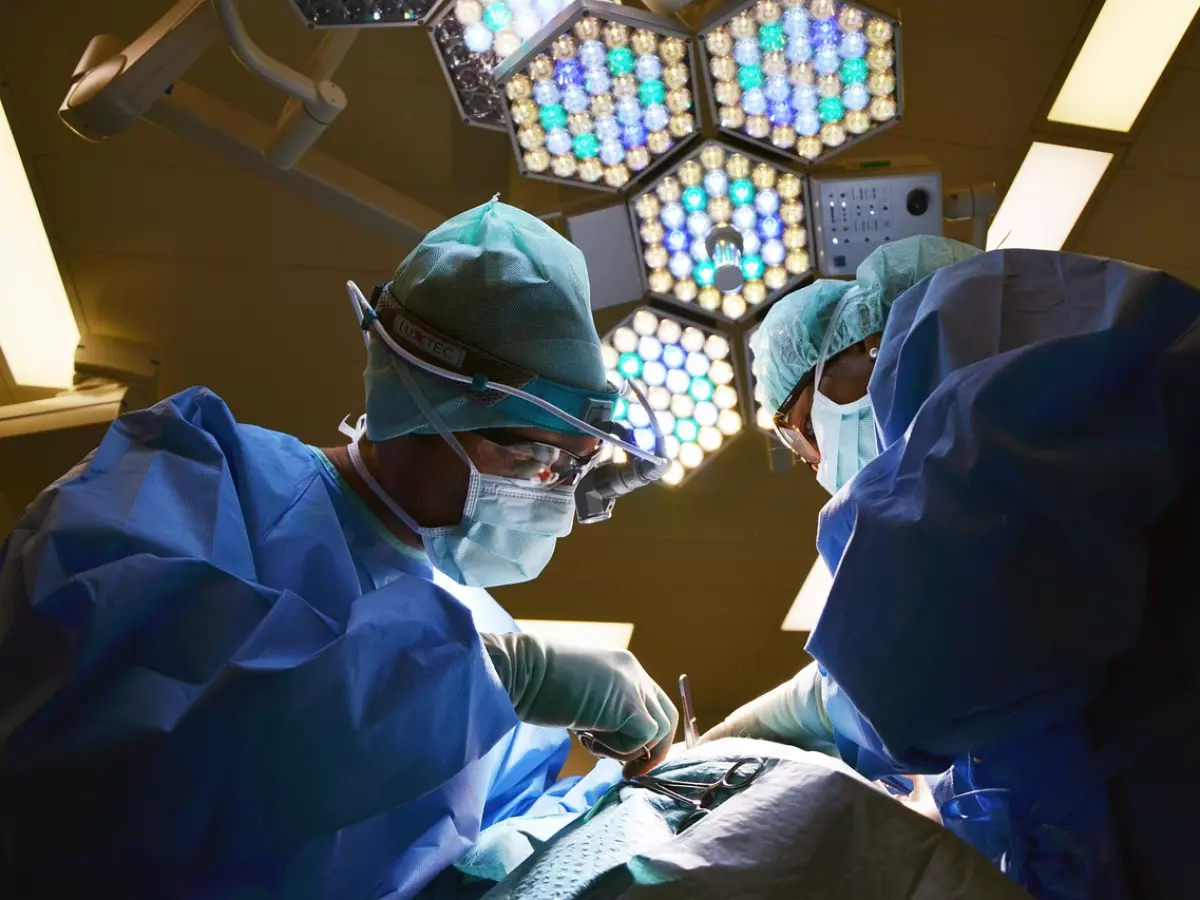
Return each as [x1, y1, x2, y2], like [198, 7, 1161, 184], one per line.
[703, 237, 1200, 900]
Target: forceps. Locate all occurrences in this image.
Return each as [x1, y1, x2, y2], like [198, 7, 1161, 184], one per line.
[575, 672, 701, 763]
[632, 757, 766, 831]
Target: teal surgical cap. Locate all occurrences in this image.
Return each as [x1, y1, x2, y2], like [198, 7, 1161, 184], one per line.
[751, 235, 982, 415]
[364, 199, 608, 439]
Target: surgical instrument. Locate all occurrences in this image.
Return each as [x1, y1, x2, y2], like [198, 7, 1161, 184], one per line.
[679, 673, 699, 749]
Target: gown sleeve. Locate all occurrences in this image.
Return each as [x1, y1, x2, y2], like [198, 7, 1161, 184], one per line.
[0, 387, 518, 866]
[806, 251, 1200, 775]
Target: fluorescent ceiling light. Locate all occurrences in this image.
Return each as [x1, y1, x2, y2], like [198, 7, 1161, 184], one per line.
[1048, 0, 1200, 132]
[515, 620, 635, 651]
[781, 556, 833, 633]
[0, 93, 79, 389]
[427, 568, 636, 651]
[986, 143, 1113, 252]
[0, 380, 127, 438]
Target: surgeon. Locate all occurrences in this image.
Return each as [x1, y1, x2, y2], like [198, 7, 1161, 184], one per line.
[703, 236, 1200, 900]
[0, 199, 678, 900]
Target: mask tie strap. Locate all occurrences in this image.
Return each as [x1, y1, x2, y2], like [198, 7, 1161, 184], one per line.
[813, 289, 857, 397]
[345, 438, 429, 537]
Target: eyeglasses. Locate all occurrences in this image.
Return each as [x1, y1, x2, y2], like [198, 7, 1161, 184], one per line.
[770, 374, 820, 466]
[475, 431, 604, 489]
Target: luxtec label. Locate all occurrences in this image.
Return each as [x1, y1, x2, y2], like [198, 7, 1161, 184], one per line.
[395, 314, 466, 368]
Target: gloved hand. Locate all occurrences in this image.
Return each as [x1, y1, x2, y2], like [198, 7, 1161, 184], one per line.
[698, 661, 839, 755]
[481, 632, 678, 778]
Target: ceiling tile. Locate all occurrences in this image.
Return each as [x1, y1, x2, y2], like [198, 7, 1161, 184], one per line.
[895, 25, 1066, 151]
[896, 0, 1092, 46]
[34, 155, 404, 270]
[1126, 68, 1200, 179]
[66, 249, 390, 442]
[1073, 166, 1200, 271]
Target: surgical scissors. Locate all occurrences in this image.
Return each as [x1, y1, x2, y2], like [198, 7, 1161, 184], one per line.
[631, 757, 766, 831]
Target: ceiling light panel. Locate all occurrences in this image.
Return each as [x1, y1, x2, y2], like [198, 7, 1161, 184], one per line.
[1048, 0, 1200, 133]
[0, 93, 79, 389]
[493, 0, 700, 190]
[291, 0, 438, 27]
[515, 619, 635, 649]
[780, 555, 832, 632]
[429, 0, 599, 129]
[628, 140, 814, 323]
[699, 0, 901, 166]
[601, 307, 744, 487]
[986, 142, 1113, 252]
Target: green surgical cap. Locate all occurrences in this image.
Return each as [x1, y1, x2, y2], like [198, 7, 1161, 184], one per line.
[751, 235, 982, 415]
[364, 199, 608, 439]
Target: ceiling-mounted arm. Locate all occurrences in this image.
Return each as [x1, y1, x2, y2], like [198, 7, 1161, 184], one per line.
[943, 183, 999, 251]
[59, 0, 220, 142]
[210, 0, 349, 168]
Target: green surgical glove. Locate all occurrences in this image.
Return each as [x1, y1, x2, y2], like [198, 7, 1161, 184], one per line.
[698, 662, 838, 756]
[481, 632, 678, 778]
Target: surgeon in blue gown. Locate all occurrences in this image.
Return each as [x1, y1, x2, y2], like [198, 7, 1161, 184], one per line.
[702, 237, 1200, 900]
[0, 200, 678, 900]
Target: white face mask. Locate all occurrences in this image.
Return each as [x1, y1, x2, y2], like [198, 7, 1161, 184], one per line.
[810, 294, 880, 496]
[810, 391, 878, 496]
[344, 433, 575, 588]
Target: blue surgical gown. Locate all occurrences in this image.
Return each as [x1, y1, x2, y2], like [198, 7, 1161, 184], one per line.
[809, 251, 1200, 899]
[0, 387, 615, 899]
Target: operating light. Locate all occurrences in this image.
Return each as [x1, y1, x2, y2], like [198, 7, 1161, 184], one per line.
[629, 140, 813, 322]
[431, 0, 593, 129]
[494, 0, 699, 190]
[515, 619, 635, 650]
[0, 92, 79, 389]
[744, 323, 779, 436]
[1048, 0, 1200, 133]
[291, 0, 438, 27]
[987, 142, 1112, 252]
[601, 307, 742, 486]
[780, 556, 832, 632]
[700, 0, 900, 165]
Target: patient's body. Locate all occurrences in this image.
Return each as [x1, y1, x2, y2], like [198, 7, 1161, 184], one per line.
[429, 739, 1029, 900]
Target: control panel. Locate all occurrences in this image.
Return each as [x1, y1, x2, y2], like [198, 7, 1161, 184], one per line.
[810, 170, 943, 276]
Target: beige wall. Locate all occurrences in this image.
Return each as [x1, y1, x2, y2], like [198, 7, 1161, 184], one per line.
[0, 424, 109, 538]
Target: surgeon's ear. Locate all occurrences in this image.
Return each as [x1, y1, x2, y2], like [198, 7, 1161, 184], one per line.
[863, 334, 883, 357]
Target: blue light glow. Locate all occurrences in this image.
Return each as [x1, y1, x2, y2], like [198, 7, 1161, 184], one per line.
[661, 202, 686, 230]
[545, 128, 572, 156]
[703, 170, 729, 196]
[638, 335, 663, 361]
[643, 103, 670, 132]
[669, 253, 694, 279]
[754, 188, 780, 216]
[533, 79, 561, 106]
[662, 344, 686, 370]
[642, 360, 667, 386]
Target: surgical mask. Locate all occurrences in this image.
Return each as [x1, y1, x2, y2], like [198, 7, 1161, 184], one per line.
[809, 293, 880, 496]
[341, 413, 577, 588]
[810, 391, 878, 495]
